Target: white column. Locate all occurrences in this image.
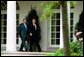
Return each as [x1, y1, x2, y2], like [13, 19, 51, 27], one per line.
[6, 1, 16, 51]
[60, 5, 63, 49]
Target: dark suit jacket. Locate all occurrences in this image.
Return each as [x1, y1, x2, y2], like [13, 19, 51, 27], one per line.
[29, 24, 39, 42]
[18, 23, 27, 39]
[78, 11, 83, 32]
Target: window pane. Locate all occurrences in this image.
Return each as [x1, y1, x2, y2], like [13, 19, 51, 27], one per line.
[70, 26, 73, 32]
[70, 39, 73, 42]
[1, 34, 4, 38]
[70, 20, 73, 25]
[1, 14, 4, 20]
[52, 13, 55, 19]
[56, 20, 60, 25]
[1, 21, 4, 25]
[56, 26, 60, 31]
[51, 20, 56, 25]
[3, 39, 6, 44]
[4, 27, 6, 32]
[4, 21, 7, 26]
[56, 33, 60, 38]
[56, 13, 60, 19]
[70, 13, 73, 18]
[4, 33, 6, 38]
[56, 39, 60, 45]
[4, 14, 7, 19]
[17, 20, 19, 25]
[16, 14, 19, 19]
[51, 39, 55, 44]
[1, 39, 4, 44]
[70, 33, 73, 38]
[51, 26, 55, 32]
[51, 33, 55, 38]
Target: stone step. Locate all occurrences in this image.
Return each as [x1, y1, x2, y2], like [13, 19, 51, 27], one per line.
[1, 51, 48, 56]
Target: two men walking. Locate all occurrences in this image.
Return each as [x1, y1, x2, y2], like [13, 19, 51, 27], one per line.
[18, 18, 41, 52]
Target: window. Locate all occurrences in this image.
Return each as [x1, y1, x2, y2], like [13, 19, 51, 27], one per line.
[51, 13, 60, 46]
[1, 1, 20, 10]
[70, 13, 74, 42]
[51, 11, 74, 46]
[1, 14, 7, 44]
[1, 1, 20, 45]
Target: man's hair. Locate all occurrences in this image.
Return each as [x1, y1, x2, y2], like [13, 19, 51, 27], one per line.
[23, 18, 26, 21]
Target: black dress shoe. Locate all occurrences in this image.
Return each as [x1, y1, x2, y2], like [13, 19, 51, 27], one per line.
[19, 50, 24, 52]
[25, 49, 28, 52]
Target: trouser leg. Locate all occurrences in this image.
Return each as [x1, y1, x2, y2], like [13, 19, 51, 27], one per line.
[19, 42, 23, 51]
[21, 38, 29, 50]
[35, 42, 41, 52]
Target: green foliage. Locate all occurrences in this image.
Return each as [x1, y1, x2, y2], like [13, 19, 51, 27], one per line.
[70, 1, 77, 8]
[47, 41, 83, 56]
[54, 49, 64, 56]
[70, 41, 83, 56]
[46, 53, 55, 56]
[40, 1, 59, 21]
[40, 1, 76, 21]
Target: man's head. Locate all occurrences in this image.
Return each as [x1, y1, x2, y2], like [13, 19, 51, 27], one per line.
[23, 18, 27, 23]
[32, 18, 36, 24]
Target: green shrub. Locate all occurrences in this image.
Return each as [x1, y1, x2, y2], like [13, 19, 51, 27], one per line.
[70, 41, 83, 56]
[47, 41, 83, 56]
[54, 49, 64, 56]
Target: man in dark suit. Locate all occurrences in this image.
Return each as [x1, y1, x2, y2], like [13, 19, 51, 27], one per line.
[75, 11, 83, 41]
[29, 18, 41, 52]
[18, 19, 30, 51]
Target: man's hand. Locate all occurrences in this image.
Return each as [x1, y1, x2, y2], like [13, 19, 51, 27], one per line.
[76, 31, 82, 38]
[76, 31, 83, 41]
[30, 33, 32, 36]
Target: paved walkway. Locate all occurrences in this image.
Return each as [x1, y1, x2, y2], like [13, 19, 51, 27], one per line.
[1, 51, 49, 56]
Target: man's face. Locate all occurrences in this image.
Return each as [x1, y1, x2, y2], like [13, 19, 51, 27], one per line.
[32, 19, 36, 24]
[23, 19, 27, 23]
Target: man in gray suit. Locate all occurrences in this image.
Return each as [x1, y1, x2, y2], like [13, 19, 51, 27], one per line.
[18, 19, 29, 51]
